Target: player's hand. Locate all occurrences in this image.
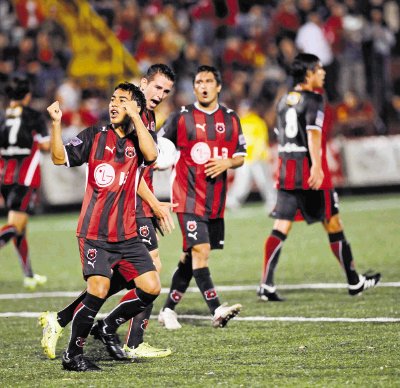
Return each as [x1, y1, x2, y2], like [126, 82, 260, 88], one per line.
[123, 99, 140, 119]
[205, 158, 232, 178]
[152, 201, 178, 234]
[47, 101, 62, 122]
[308, 165, 324, 190]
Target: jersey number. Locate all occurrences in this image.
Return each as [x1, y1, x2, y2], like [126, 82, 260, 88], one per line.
[284, 108, 298, 138]
[5, 117, 22, 145]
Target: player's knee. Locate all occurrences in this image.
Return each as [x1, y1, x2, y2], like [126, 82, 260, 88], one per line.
[87, 276, 110, 298]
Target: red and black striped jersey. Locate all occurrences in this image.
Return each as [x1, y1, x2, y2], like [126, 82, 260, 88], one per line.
[64, 124, 152, 242]
[159, 103, 247, 219]
[136, 109, 156, 219]
[0, 106, 49, 188]
[275, 90, 324, 190]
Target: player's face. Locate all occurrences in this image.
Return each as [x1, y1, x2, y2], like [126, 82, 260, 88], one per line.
[193, 71, 221, 108]
[140, 73, 174, 111]
[109, 89, 132, 125]
[310, 63, 325, 89]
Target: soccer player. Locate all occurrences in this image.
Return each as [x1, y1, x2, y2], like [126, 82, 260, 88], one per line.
[39, 65, 176, 361]
[257, 53, 381, 302]
[47, 82, 160, 371]
[157, 65, 247, 330]
[0, 76, 49, 290]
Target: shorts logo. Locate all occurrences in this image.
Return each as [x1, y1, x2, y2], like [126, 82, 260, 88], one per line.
[125, 146, 136, 158]
[139, 225, 150, 238]
[190, 142, 211, 165]
[87, 248, 97, 269]
[76, 337, 86, 347]
[215, 123, 225, 133]
[186, 221, 197, 232]
[170, 289, 183, 303]
[141, 319, 149, 330]
[94, 163, 115, 187]
[204, 288, 217, 300]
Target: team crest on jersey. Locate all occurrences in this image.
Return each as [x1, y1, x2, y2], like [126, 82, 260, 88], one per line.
[94, 163, 115, 187]
[204, 288, 217, 300]
[286, 92, 301, 106]
[139, 225, 150, 238]
[215, 123, 225, 133]
[190, 142, 211, 165]
[187, 220, 197, 232]
[125, 146, 136, 158]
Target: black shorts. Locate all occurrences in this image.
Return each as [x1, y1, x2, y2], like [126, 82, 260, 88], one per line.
[271, 189, 339, 224]
[177, 213, 224, 252]
[136, 217, 158, 252]
[0, 184, 37, 214]
[78, 237, 156, 281]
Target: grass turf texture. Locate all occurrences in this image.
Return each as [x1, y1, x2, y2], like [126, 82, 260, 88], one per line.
[0, 194, 399, 387]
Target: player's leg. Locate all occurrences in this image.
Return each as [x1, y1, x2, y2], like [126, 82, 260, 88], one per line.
[0, 186, 17, 247]
[323, 191, 380, 295]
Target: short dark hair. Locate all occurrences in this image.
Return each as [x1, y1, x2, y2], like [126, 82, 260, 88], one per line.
[5, 76, 31, 100]
[193, 65, 222, 86]
[145, 64, 175, 83]
[290, 53, 321, 86]
[114, 82, 146, 113]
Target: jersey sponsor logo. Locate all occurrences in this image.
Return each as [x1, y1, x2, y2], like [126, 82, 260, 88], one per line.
[215, 122, 225, 133]
[278, 143, 308, 153]
[68, 137, 83, 147]
[139, 225, 150, 237]
[186, 220, 197, 232]
[204, 288, 217, 300]
[286, 92, 301, 106]
[87, 248, 97, 269]
[125, 146, 136, 158]
[170, 289, 183, 302]
[105, 145, 115, 154]
[94, 163, 115, 187]
[196, 123, 206, 132]
[190, 142, 211, 165]
[316, 110, 325, 127]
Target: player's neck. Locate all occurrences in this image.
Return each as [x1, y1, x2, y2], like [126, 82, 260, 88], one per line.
[294, 83, 313, 92]
[194, 101, 219, 114]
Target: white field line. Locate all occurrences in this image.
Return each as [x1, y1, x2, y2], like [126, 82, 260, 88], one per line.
[0, 311, 399, 323]
[0, 282, 399, 300]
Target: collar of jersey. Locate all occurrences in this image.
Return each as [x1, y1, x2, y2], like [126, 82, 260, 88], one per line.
[194, 102, 219, 115]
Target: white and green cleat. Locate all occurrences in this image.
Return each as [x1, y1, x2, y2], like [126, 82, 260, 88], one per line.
[38, 311, 63, 359]
[23, 274, 47, 290]
[123, 342, 172, 359]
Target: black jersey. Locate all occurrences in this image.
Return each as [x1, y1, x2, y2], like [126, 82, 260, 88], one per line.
[275, 90, 324, 190]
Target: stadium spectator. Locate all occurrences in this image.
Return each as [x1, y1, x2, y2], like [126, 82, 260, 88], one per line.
[157, 65, 246, 330]
[226, 99, 276, 213]
[0, 75, 49, 289]
[257, 53, 381, 302]
[39, 65, 176, 362]
[46, 83, 160, 371]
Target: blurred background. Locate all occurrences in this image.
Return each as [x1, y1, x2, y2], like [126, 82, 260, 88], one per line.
[1, 0, 400, 210]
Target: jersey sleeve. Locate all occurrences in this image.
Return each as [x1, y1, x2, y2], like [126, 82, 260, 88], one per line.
[157, 111, 180, 145]
[64, 126, 97, 167]
[232, 113, 247, 157]
[305, 93, 325, 131]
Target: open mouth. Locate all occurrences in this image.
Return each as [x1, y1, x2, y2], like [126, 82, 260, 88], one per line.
[110, 109, 119, 119]
[201, 91, 208, 98]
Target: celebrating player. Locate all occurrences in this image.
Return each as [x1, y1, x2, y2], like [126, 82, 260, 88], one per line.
[257, 53, 381, 302]
[39, 65, 176, 362]
[47, 82, 160, 371]
[157, 65, 247, 330]
[0, 76, 49, 289]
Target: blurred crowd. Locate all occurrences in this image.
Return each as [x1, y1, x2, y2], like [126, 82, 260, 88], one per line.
[1, 0, 400, 139]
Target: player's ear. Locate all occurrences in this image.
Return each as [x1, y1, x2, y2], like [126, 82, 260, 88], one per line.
[140, 77, 148, 91]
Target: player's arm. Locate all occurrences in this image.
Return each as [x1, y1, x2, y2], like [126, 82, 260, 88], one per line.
[137, 178, 177, 234]
[47, 101, 65, 165]
[124, 100, 158, 163]
[307, 129, 323, 189]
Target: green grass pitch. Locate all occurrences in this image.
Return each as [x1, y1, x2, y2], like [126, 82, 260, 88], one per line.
[0, 194, 399, 387]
